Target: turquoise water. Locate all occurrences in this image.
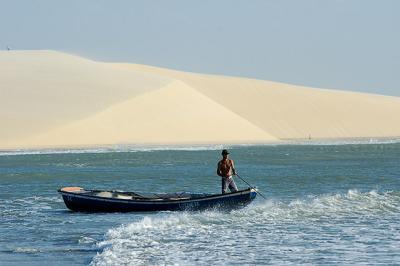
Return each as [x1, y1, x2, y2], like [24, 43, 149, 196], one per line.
[0, 142, 399, 265]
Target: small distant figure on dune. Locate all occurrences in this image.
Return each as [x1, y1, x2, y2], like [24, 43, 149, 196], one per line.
[6, 46, 11, 51]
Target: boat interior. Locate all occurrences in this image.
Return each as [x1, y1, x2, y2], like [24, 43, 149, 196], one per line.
[59, 187, 211, 201]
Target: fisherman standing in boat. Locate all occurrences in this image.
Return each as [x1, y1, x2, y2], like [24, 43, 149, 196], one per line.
[217, 149, 238, 194]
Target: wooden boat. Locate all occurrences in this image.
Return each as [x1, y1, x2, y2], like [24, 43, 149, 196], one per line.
[58, 186, 257, 212]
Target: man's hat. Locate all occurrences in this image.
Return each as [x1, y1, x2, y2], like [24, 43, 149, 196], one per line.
[221, 149, 230, 155]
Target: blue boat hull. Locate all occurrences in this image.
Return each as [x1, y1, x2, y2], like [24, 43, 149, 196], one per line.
[59, 188, 257, 212]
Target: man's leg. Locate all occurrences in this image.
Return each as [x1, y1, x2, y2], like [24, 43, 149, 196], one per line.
[222, 178, 228, 194]
[228, 177, 238, 192]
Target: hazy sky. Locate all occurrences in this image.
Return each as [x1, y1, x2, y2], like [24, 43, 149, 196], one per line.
[1, 0, 399, 96]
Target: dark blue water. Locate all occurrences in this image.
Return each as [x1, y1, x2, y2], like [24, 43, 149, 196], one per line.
[1, 143, 399, 265]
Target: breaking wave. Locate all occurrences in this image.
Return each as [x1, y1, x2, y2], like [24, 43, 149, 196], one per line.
[91, 190, 400, 265]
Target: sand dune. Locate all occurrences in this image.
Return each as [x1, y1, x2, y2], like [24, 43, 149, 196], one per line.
[0, 50, 170, 142]
[117, 63, 400, 140]
[1, 50, 400, 149]
[15, 81, 275, 147]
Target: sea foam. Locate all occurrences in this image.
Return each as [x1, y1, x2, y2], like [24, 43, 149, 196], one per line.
[91, 190, 400, 265]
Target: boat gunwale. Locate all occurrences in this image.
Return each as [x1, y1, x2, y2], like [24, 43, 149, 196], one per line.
[58, 187, 256, 205]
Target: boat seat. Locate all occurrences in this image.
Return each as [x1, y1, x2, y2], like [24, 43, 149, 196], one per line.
[116, 194, 133, 200]
[96, 191, 113, 198]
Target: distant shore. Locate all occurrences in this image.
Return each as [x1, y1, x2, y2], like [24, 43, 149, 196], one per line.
[1, 50, 400, 150]
[1, 137, 400, 156]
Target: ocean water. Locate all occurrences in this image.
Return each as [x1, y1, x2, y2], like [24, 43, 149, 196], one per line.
[0, 142, 399, 265]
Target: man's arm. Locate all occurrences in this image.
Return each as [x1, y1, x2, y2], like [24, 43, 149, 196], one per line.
[216, 161, 222, 177]
[231, 159, 237, 175]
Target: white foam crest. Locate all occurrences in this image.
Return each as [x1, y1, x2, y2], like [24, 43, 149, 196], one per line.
[91, 213, 209, 266]
[92, 210, 252, 265]
[246, 190, 400, 222]
[13, 247, 40, 254]
[91, 190, 400, 265]
[0, 144, 226, 156]
[78, 236, 97, 244]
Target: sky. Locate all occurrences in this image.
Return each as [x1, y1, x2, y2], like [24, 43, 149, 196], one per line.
[0, 0, 399, 96]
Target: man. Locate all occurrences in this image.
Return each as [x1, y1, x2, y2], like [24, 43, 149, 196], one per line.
[217, 149, 238, 194]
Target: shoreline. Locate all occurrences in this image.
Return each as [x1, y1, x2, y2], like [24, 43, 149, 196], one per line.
[1, 137, 399, 156]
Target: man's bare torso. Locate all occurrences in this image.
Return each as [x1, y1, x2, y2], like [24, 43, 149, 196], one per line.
[218, 159, 234, 178]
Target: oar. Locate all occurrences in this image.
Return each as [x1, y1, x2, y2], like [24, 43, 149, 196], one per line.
[235, 174, 267, 199]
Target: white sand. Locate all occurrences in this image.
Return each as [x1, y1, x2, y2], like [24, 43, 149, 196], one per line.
[1, 50, 400, 149]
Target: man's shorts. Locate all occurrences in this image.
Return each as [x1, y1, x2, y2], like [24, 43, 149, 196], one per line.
[222, 176, 238, 194]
